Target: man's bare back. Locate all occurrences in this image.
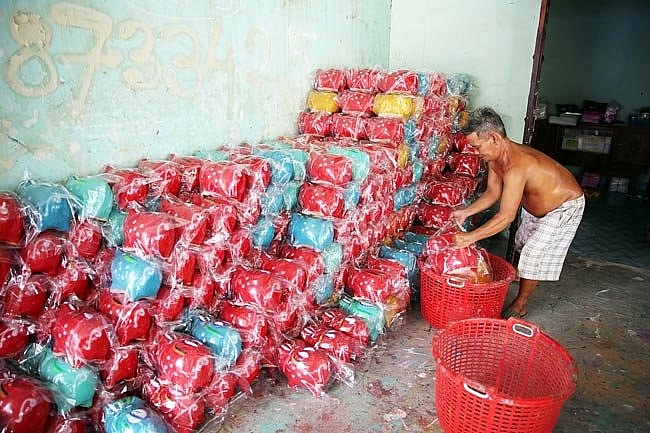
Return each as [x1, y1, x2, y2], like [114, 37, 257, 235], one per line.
[495, 143, 583, 217]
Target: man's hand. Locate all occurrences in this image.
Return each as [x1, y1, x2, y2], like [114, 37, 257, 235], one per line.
[451, 208, 469, 227]
[453, 232, 474, 249]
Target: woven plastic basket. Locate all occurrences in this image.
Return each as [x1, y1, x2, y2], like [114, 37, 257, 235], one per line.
[420, 253, 515, 328]
[432, 318, 578, 433]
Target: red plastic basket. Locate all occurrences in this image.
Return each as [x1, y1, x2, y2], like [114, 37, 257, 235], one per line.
[420, 253, 515, 328]
[432, 318, 578, 433]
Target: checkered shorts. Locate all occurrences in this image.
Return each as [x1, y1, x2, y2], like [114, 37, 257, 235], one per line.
[515, 195, 585, 281]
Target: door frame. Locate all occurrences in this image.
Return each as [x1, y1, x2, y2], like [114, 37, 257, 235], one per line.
[506, 0, 550, 262]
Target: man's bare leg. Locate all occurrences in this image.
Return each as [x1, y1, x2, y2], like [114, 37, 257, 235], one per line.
[504, 278, 538, 317]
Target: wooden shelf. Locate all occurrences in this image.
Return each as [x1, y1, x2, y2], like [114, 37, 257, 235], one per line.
[530, 119, 650, 192]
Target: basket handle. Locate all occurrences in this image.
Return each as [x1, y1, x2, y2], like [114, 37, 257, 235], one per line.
[445, 277, 466, 288]
[463, 382, 488, 399]
[512, 322, 534, 337]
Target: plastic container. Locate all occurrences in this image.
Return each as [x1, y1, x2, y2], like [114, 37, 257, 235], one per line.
[419, 253, 515, 328]
[432, 318, 578, 433]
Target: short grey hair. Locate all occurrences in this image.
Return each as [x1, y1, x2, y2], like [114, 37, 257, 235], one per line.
[463, 107, 507, 137]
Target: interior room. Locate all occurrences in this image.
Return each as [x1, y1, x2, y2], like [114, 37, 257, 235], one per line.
[0, 1, 647, 433]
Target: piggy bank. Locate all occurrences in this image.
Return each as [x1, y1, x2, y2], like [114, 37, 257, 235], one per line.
[103, 396, 171, 433]
[110, 249, 162, 301]
[188, 313, 242, 370]
[0, 376, 53, 433]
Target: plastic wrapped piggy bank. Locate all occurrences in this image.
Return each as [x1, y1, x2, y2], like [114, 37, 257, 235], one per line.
[110, 249, 162, 301]
[0, 192, 25, 246]
[188, 313, 242, 370]
[22, 345, 99, 412]
[0, 375, 53, 433]
[17, 181, 74, 232]
[154, 333, 215, 395]
[103, 396, 172, 433]
[277, 340, 332, 398]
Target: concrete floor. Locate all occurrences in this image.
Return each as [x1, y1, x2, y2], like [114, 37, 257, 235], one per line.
[200, 194, 650, 433]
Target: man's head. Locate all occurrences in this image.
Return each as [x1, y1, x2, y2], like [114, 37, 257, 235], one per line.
[462, 107, 507, 160]
[462, 107, 507, 138]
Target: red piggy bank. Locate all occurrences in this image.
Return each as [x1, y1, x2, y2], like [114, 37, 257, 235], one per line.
[51, 303, 113, 367]
[0, 376, 53, 433]
[154, 333, 215, 395]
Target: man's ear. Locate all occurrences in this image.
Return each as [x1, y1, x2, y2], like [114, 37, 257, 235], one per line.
[489, 131, 503, 145]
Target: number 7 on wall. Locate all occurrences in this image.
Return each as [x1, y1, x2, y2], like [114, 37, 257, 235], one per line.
[51, 2, 122, 117]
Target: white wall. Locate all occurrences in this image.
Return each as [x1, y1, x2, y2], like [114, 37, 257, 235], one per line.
[390, 0, 542, 142]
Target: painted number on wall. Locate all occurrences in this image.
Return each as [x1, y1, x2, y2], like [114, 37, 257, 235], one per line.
[3, 2, 251, 115]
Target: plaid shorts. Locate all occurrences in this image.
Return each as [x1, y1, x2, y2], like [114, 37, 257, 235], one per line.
[515, 195, 585, 281]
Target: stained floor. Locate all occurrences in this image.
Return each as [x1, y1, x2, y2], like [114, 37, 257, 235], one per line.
[201, 192, 650, 433]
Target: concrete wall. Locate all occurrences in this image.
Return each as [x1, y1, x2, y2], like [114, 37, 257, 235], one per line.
[0, 0, 391, 190]
[390, 0, 541, 142]
[538, 0, 650, 121]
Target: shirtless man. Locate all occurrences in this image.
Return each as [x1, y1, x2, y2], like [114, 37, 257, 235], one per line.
[451, 107, 584, 318]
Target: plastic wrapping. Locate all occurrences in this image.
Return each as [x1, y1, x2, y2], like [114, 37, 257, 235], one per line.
[104, 166, 149, 210]
[169, 154, 204, 193]
[20, 230, 65, 275]
[277, 340, 333, 398]
[99, 346, 139, 391]
[423, 178, 467, 207]
[365, 117, 405, 143]
[110, 249, 163, 301]
[255, 149, 294, 185]
[337, 90, 374, 116]
[185, 311, 243, 370]
[313, 68, 347, 92]
[0, 374, 54, 433]
[122, 210, 179, 259]
[288, 213, 334, 251]
[377, 70, 419, 95]
[372, 93, 416, 120]
[103, 396, 172, 433]
[64, 175, 114, 221]
[298, 182, 346, 218]
[2, 274, 50, 319]
[422, 225, 493, 283]
[331, 114, 367, 140]
[346, 68, 382, 93]
[338, 295, 385, 342]
[17, 180, 75, 233]
[0, 192, 28, 247]
[138, 159, 183, 198]
[327, 145, 370, 181]
[199, 161, 250, 203]
[307, 152, 353, 185]
[150, 331, 215, 395]
[230, 266, 284, 311]
[446, 73, 472, 96]
[48, 303, 113, 368]
[21, 344, 100, 412]
[298, 111, 333, 136]
[50, 258, 92, 304]
[448, 152, 483, 177]
[141, 370, 206, 433]
[67, 219, 103, 261]
[306, 90, 340, 113]
[98, 289, 152, 345]
[0, 318, 31, 359]
[417, 202, 454, 229]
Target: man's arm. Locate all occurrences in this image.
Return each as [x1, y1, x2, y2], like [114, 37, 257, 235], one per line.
[451, 163, 502, 225]
[454, 165, 525, 247]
